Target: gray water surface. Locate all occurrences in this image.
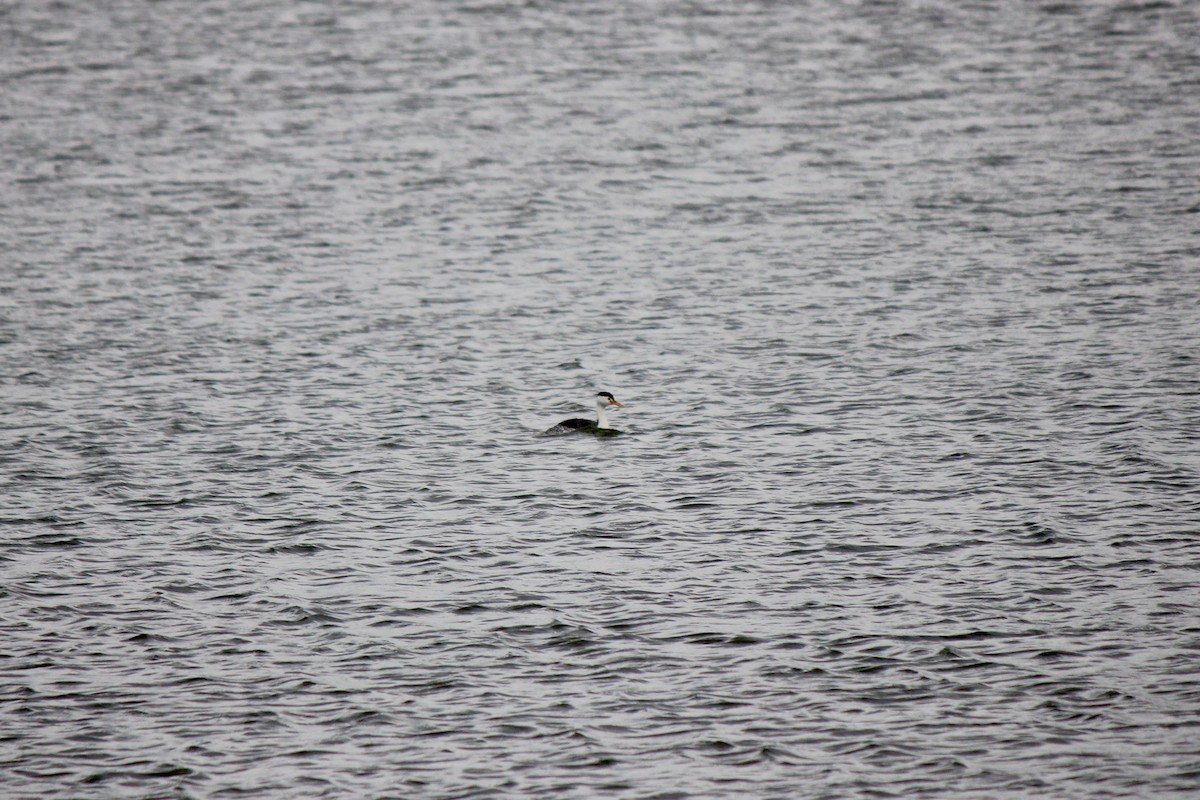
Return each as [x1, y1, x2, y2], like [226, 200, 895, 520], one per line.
[3, 1, 1200, 798]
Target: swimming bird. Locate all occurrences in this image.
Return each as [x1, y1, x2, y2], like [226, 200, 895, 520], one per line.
[544, 391, 626, 436]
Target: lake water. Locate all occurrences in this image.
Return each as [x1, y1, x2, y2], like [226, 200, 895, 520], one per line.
[3, 1, 1199, 798]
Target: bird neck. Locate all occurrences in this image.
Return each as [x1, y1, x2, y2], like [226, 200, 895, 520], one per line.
[595, 401, 610, 429]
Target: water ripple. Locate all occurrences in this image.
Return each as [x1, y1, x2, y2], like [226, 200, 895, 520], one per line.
[3, 0, 1200, 798]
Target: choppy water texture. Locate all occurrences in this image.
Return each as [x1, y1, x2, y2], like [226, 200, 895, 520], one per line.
[3, 1, 1200, 798]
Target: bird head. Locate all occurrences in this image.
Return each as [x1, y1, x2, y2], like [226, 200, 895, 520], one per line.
[597, 391, 624, 408]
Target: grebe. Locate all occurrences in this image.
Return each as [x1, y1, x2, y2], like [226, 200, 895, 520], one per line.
[544, 391, 626, 436]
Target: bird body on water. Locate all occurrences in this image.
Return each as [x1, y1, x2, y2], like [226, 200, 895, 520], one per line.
[545, 391, 626, 436]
